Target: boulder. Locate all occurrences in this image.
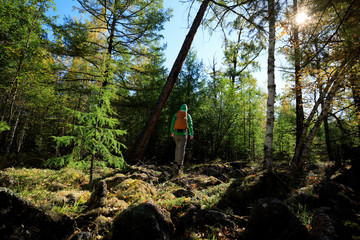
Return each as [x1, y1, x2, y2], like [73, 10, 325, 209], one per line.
[86, 180, 108, 210]
[103, 173, 127, 189]
[0, 171, 14, 187]
[242, 198, 309, 240]
[51, 190, 90, 207]
[176, 205, 246, 235]
[69, 232, 92, 240]
[110, 201, 174, 240]
[0, 187, 75, 240]
[218, 170, 291, 214]
[172, 188, 195, 198]
[173, 175, 223, 190]
[130, 172, 150, 182]
[189, 163, 234, 182]
[114, 179, 156, 203]
[316, 182, 355, 217]
[310, 207, 352, 240]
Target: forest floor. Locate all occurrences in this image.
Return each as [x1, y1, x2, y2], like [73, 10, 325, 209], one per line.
[1, 159, 360, 239]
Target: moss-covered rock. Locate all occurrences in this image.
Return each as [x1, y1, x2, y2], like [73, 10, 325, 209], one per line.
[114, 179, 156, 203]
[103, 173, 127, 190]
[174, 175, 223, 190]
[0, 187, 75, 240]
[217, 170, 291, 214]
[0, 171, 14, 187]
[242, 198, 309, 240]
[86, 180, 108, 210]
[107, 196, 128, 210]
[51, 190, 90, 207]
[111, 201, 174, 240]
[310, 207, 353, 240]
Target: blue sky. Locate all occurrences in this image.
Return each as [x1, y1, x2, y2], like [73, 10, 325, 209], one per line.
[48, 0, 275, 91]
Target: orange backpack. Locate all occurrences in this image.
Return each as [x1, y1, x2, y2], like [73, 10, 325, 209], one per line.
[174, 111, 188, 130]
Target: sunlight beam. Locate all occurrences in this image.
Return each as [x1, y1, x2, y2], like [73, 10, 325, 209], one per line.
[296, 11, 310, 25]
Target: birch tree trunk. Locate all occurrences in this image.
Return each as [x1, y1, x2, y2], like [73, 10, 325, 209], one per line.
[264, 0, 276, 170]
[132, 0, 211, 161]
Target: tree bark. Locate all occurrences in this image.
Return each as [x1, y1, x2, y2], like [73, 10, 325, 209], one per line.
[292, 63, 347, 171]
[323, 114, 335, 162]
[6, 110, 21, 156]
[297, 82, 342, 163]
[131, 0, 211, 162]
[320, 78, 335, 165]
[17, 116, 28, 154]
[293, 0, 305, 149]
[264, 0, 276, 170]
[350, 74, 360, 139]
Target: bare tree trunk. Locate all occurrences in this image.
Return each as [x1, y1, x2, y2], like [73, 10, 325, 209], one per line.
[319, 81, 335, 165]
[17, 117, 28, 154]
[298, 84, 342, 162]
[90, 154, 94, 184]
[293, 0, 305, 149]
[6, 110, 21, 156]
[349, 74, 360, 139]
[264, 0, 276, 170]
[292, 64, 347, 171]
[131, 0, 211, 162]
[323, 114, 335, 161]
[1, 6, 41, 122]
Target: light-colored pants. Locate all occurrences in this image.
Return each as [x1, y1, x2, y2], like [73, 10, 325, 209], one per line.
[174, 134, 188, 166]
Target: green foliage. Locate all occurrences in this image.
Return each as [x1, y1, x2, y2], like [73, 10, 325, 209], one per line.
[50, 18, 97, 57]
[273, 95, 296, 161]
[51, 195, 88, 215]
[0, 121, 10, 133]
[46, 84, 127, 172]
[198, 183, 229, 209]
[296, 204, 313, 231]
[195, 73, 265, 161]
[0, 0, 61, 159]
[2, 167, 89, 214]
[0, 0, 358, 167]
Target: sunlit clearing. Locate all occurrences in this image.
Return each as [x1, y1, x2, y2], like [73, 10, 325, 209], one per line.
[296, 12, 310, 25]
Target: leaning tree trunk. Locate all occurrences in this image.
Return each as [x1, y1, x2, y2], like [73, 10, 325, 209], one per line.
[292, 63, 347, 172]
[297, 81, 342, 164]
[264, 0, 276, 170]
[131, 0, 211, 162]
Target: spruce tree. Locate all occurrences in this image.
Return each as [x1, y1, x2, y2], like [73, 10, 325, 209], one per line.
[46, 83, 126, 183]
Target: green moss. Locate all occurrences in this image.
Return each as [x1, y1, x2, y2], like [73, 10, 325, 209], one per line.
[114, 179, 156, 203]
[1, 167, 90, 216]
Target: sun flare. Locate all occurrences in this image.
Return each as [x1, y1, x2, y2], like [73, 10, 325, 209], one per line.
[296, 12, 310, 25]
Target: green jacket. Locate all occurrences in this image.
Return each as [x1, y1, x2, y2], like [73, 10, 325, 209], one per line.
[170, 104, 194, 136]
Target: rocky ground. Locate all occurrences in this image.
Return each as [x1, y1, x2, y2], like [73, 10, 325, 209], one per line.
[1, 160, 360, 240]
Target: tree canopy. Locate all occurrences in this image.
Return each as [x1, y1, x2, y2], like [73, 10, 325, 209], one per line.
[0, 0, 359, 174]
